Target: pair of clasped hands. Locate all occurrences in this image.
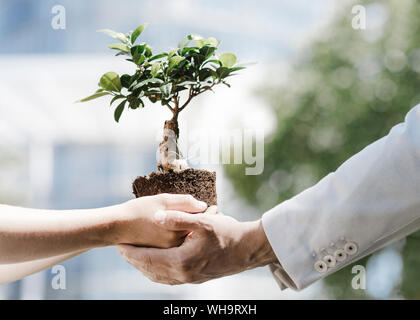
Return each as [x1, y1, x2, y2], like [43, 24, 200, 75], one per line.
[0, 194, 277, 285]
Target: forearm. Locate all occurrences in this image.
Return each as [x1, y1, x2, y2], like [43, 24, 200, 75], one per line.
[0, 250, 87, 284]
[0, 204, 122, 263]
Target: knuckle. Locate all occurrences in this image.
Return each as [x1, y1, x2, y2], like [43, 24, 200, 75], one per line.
[200, 220, 215, 234]
[159, 193, 170, 204]
[167, 215, 184, 229]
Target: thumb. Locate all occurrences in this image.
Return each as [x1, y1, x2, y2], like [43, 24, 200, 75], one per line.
[154, 210, 209, 231]
[160, 194, 208, 213]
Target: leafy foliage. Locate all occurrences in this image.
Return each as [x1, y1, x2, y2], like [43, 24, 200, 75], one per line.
[78, 24, 244, 122]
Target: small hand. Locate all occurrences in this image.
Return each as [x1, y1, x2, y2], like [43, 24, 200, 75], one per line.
[117, 207, 277, 285]
[107, 193, 208, 248]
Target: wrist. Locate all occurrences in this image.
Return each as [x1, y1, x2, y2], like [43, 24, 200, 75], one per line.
[240, 220, 277, 268]
[94, 202, 128, 246]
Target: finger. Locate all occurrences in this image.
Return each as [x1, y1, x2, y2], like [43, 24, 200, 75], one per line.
[154, 210, 209, 231]
[160, 194, 207, 213]
[204, 205, 219, 215]
[118, 244, 172, 270]
[117, 244, 178, 282]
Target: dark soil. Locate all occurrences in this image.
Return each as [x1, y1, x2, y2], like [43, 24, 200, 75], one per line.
[132, 168, 217, 206]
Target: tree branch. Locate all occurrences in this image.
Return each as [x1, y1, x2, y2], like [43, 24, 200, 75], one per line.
[165, 103, 175, 115]
[179, 86, 194, 112]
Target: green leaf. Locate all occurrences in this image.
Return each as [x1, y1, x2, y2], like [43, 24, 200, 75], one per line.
[120, 74, 132, 88]
[222, 81, 231, 88]
[110, 95, 125, 105]
[108, 43, 130, 53]
[199, 68, 214, 81]
[188, 34, 201, 40]
[133, 54, 146, 65]
[130, 78, 164, 90]
[216, 67, 231, 79]
[192, 54, 205, 67]
[99, 72, 122, 92]
[144, 45, 153, 57]
[176, 80, 198, 87]
[178, 36, 191, 49]
[114, 100, 126, 122]
[127, 96, 142, 109]
[98, 29, 128, 43]
[131, 44, 146, 56]
[160, 83, 173, 98]
[229, 66, 246, 72]
[131, 23, 148, 44]
[205, 37, 219, 47]
[219, 53, 237, 68]
[168, 56, 185, 72]
[76, 92, 109, 103]
[194, 38, 206, 48]
[149, 53, 168, 62]
[200, 46, 216, 60]
[180, 47, 199, 56]
[202, 59, 222, 68]
[151, 63, 160, 77]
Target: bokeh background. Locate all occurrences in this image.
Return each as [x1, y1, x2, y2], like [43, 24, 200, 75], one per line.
[0, 0, 418, 299]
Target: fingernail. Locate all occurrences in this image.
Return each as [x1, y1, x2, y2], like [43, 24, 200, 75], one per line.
[154, 210, 167, 224]
[197, 201, 207, 210]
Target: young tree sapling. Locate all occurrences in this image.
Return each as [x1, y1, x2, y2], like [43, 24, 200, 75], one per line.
[78, 23, 245, 204]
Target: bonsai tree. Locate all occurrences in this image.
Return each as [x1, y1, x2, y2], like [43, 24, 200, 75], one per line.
[78, 23, 244, 172]
[78, 23, 245, 205]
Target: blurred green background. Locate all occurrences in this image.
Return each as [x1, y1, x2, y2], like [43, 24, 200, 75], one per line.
[225, 0, 420, 299]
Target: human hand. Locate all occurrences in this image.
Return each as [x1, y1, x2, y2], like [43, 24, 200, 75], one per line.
[117, 207, 277, 284]
[106, 194, 208, 248]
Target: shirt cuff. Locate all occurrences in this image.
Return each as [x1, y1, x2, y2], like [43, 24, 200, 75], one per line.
[268, 262, 296, 290]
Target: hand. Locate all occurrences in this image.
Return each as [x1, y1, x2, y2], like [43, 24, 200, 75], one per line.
[117, 207, 277, 284]
[106, 194, 208, 248]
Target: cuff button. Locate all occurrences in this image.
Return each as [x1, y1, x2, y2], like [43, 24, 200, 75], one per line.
[323, 255, 337, 268]
[314, 260, 328, 273]
[334, 249, 347, 262]
[344, 242, 358, 255]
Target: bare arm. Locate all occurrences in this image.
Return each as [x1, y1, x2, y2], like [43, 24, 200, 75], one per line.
[0, 204, 120, 263]
[0, 250, 87, 284]
[0, 194, 207, 264]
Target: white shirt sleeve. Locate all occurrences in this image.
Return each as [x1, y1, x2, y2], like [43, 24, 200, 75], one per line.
[262, 104, 420, 290]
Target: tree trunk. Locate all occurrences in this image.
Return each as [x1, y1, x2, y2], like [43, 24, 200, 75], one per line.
[157, 115, 188, 172]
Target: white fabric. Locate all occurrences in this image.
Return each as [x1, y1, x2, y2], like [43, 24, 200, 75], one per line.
[262, 104, 420, 290]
